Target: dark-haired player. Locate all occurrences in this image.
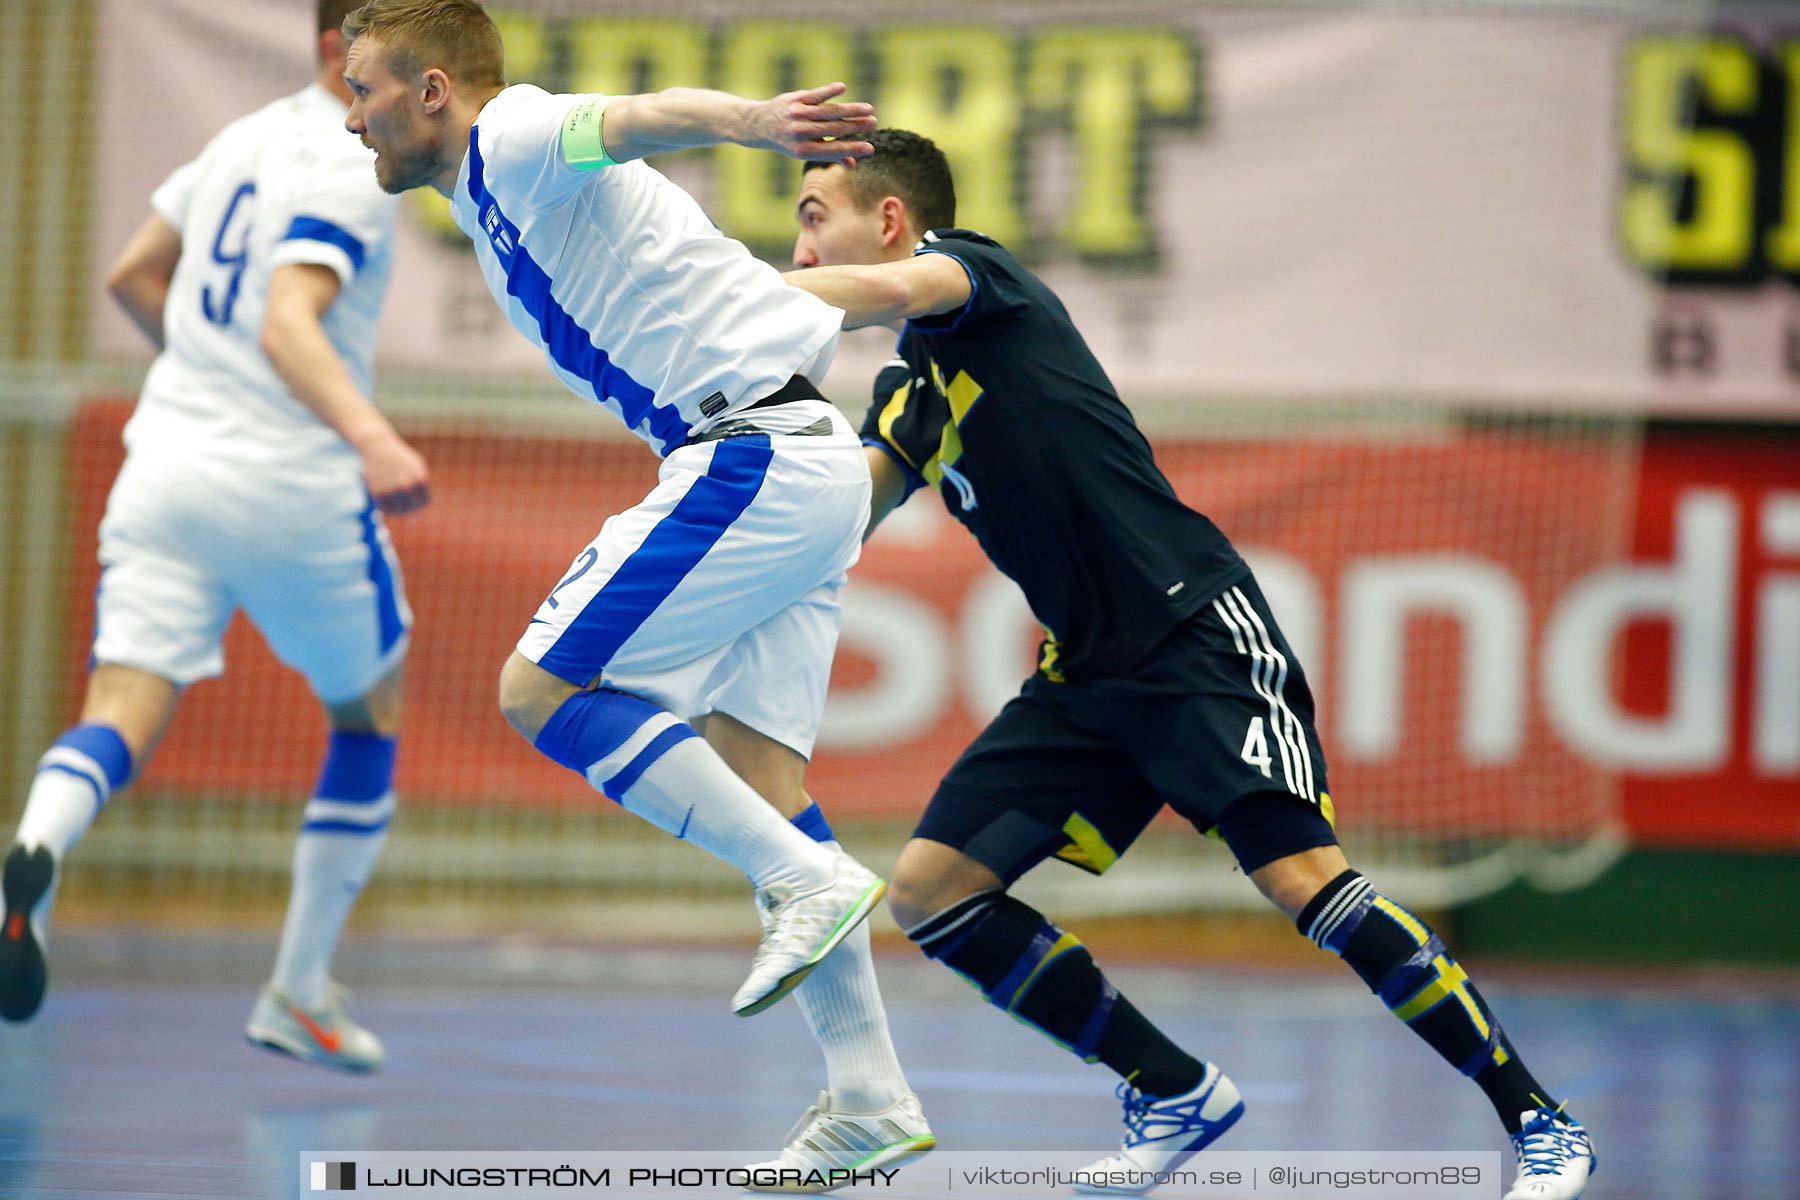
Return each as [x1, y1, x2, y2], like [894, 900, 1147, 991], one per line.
[783, 129, 1594, 1200]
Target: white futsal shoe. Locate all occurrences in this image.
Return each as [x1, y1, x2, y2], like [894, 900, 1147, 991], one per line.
[245, 980, 385, 1073]
[742, 1090, 936, 1192]
[1073, 1063, 1246, 1195]
[1503, 1106, 1595, 1199]
[732, 851, 885, 1017]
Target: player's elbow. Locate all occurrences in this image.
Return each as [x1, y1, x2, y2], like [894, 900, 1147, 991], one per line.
[893, 265, 965, 324]
[104, 260, 146, 307]
[257, 319, 284, 364]
[258, 303, 301, 365]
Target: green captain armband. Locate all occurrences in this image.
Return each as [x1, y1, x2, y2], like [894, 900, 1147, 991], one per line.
[561, 95, 619, 171]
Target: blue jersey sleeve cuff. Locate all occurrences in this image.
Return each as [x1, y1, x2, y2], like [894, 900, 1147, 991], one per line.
[281, 216, 367, 273]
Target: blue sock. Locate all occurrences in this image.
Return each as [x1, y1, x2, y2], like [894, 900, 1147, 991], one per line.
[790, 802, 834, 843]
[45, 723, 132, 791]
[272, 730, 399, 1006]
[532, 687, 696, 800]
[530, 689, 831, 892]
[17, 724, 134, 855]
[302, 731, 397, 835]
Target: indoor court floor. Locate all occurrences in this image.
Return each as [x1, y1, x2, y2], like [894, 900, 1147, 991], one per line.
[1, 933, 1793, 1199]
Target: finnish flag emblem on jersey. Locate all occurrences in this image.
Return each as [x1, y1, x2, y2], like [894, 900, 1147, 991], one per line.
[481, 204, 514, 259]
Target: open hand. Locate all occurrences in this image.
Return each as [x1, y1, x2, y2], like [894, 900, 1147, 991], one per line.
[744, 82, 875, 161]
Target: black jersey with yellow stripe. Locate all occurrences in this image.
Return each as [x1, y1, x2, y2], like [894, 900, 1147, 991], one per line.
[860, 229, 1247, 681]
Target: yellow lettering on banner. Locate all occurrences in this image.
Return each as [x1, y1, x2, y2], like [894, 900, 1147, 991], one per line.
[1028, 28, 1199, 259]
[715, 22, 855, 255]
[397, 16, 1204, 264]
[1620, 37, 1758, 276]
[566, 17, 705, 102]
[1766, 43, 1800, 274]
[875, 27, 1023, 246]
[408, 11, 550, 241]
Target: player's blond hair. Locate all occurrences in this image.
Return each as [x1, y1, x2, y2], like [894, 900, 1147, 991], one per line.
[342, 0, 505, 88]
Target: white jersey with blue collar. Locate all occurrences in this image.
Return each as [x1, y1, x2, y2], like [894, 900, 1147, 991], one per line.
[130, 83, 397, 467]
[447, 84, 844, 456]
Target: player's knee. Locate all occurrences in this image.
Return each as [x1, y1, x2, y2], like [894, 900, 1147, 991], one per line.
[888, 840, 1001, 932]
[1251, 843, 1355, 922]
[328, 671, 404, 738]
[497, 652, 572, 742]
[888, 882, 947, 934]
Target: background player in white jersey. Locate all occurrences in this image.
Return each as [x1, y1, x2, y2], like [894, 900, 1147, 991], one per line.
[0, 1, 428, 1073]
[339, 1, 931, 1180]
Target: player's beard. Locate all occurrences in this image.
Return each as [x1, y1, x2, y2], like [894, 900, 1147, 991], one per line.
[373, 135, 439, 195]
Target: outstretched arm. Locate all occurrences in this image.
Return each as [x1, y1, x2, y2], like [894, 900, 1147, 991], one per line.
[784, 255, 972, 330]
[596, 82, 875, 164]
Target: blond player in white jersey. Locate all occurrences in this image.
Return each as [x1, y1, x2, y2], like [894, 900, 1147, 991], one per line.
[339, 0, 931, 1184]
[0, 2, 426, 1073]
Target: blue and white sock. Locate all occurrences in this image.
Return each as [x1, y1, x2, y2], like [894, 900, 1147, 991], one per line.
[17, 724, 133, 857]
[13, 724, 133, 940]
[787, 804, 910, 1112]
[270, 731, 396, 1009]
[533, 688, 835, 894]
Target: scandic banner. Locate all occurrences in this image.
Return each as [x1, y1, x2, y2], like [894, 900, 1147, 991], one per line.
[64, 405, 1800, 850]
[91, 0, 1800, 421]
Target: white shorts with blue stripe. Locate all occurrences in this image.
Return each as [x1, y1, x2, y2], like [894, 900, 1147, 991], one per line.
[516, 400, 869, 759]
[92, 443, 411, 705]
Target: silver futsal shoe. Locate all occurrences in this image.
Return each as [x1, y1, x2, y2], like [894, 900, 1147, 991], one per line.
[742, 1090, 936, 1192]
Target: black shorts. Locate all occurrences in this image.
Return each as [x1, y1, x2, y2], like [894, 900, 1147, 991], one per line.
[914, 573, 1337, 881]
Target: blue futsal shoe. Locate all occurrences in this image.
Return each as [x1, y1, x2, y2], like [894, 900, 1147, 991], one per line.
[1504, 1106, 1595, 1199]
[1072, 1062, 1245, 1195]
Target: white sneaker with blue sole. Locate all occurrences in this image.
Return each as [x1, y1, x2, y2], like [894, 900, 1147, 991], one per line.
[1072, 1063, 1245, 1195]
[1504, 1106, 1595, 1199]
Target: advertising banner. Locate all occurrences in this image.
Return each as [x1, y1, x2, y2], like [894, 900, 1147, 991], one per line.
[90, 0, 1800, 419]
[65, 403, 1797, 848]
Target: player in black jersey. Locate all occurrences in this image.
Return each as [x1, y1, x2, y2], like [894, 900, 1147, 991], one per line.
[782, 131, 1595, 1200]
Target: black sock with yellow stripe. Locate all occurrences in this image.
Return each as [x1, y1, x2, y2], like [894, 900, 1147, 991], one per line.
[1298, 869, 1555, 1134]
[907, 891, 1204, 1097]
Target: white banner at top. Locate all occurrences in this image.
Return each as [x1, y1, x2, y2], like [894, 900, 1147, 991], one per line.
[91, 0, 1800, 419]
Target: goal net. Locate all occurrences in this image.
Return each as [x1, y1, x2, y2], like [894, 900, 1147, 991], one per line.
[0, 0, 1670, 924]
